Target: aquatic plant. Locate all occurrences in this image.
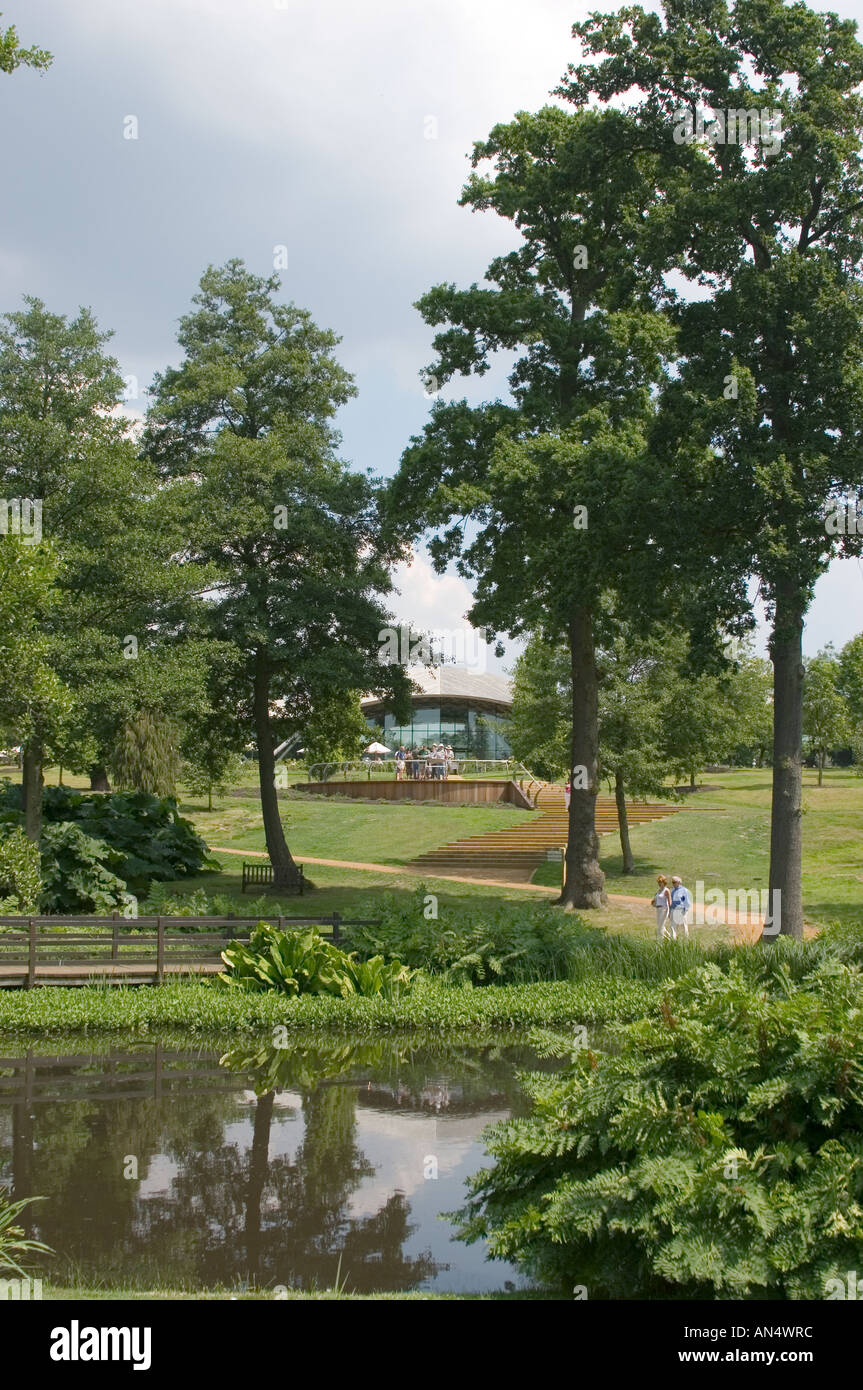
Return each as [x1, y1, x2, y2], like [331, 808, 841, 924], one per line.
[219, 923, 414, 1000]
[0, 1190, 52, 1277]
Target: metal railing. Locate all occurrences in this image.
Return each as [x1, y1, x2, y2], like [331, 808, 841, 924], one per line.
[303, 757, 536, 784]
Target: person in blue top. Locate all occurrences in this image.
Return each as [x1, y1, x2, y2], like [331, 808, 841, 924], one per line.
[670, 876, 692, 940]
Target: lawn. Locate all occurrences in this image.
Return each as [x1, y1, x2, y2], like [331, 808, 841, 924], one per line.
[531, 768, 863, 931]
[184, 790, 534, 866]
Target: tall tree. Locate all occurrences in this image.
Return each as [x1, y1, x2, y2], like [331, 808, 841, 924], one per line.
[838, 632, 863, 728]
[0, 538, 71, 841]
[803, 648, 849, 786]
[0, 298, 208, 797]
[390, 104, 696, 907]
[559, 0, 863, 938]
[145, 261, 411, 890]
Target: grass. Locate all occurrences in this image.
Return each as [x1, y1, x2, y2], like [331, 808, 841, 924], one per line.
[41, 1283, 550, 1300]
[184, 790, 534, 866]
[531, 768, 863, 932]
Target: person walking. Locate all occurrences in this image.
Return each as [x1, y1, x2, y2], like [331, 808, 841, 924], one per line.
[651, 875, 673, 941]
[670, 876, 692, 940]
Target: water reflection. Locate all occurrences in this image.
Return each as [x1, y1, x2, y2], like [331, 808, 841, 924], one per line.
[0, 1037, 555, 1294]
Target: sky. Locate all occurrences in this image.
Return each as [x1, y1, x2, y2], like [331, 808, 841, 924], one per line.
[2, 0, 862, 676]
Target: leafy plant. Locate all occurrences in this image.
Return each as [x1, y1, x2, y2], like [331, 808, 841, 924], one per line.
[0, 827, 42, 913]
[0, 783, 218, 897]
[347, 887, 599, 986]
[219, 922, 414, 1000]
[38, 822, 129, 913]
[0, 1190, 52, 1276]
[453, 955, 863, 1299]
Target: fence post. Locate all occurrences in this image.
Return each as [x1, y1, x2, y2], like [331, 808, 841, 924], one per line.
[332, 912, 341, 945]
[156, 917, 164, 984]
[112, 912, 119, 962]
[27, 918, 36, 989]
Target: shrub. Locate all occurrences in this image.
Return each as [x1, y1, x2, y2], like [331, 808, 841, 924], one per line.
[219, 922, 414, 1000]
[0, 828, 42, 914]
[38, 822, 130, 914]
[0, 784, 217, 896]
[346, 887, 601, 985]
[453, 955, 863, 1299]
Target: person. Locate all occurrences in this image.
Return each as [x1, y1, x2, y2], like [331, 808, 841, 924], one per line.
[395, 746, 406, 781]
[670, 875, 692, 940]
[446, 744, 455, 777]
[651, 874, 672, 941]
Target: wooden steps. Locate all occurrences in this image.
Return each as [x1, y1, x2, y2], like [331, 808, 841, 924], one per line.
[410, 789, 683, 883]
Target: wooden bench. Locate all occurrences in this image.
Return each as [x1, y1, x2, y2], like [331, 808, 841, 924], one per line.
[242, 861, 305, 895]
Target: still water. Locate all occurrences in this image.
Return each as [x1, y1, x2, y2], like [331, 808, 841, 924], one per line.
[0, 1036, 562, 1295]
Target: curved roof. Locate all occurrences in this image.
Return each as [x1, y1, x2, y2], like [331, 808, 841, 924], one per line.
[363, 664, 512, 710]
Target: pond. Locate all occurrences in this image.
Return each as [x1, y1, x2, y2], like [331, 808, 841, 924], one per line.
[0, 1035, 566, 1295]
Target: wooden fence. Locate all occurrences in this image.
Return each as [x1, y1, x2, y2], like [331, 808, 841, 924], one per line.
[0, 914, 381, 987]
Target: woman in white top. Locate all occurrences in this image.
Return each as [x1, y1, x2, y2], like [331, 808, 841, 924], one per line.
[651, 874, 673, 941]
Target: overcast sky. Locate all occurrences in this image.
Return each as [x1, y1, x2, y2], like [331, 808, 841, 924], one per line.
[3, 0, 862, 674]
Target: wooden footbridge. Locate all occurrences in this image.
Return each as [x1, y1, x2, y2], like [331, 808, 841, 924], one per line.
[0, 913, 376, 988]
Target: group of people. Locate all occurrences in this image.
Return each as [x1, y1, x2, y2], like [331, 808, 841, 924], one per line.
[394, 743, 456, 780]
[651, 874, 693, 941]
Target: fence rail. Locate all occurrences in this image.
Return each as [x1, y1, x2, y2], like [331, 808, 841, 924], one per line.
[303, 757, 534, 784]
[0, 913, 381, 987]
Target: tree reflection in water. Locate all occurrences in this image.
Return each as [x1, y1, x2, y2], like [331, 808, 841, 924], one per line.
[0, 1036, 549, 1292]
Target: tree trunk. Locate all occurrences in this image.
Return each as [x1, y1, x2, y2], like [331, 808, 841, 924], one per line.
[614, 769, 635, 873]
[254, 647, 303, 889]
[22, 741, 43, 844]
[556, 608, 606, 909]
[818, 750, 824, 787]
[690, 768, 696, 789]
[89, 765, 111, 792]
[765, 584, 805, 940]
[208, 784, 213, 812]
[244, 1089, 274, 1282]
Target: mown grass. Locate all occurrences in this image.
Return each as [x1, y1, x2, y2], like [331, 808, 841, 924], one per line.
[182, 791, 534, 866]
[532, 768, 863, 932]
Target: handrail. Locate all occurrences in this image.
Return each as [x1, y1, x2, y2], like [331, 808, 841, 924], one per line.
[303, 757, 537, 783]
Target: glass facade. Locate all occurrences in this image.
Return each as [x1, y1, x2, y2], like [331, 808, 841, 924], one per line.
[369, 700, 512, 759]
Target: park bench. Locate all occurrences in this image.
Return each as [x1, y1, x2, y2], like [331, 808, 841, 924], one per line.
[241, 860, 305, 895]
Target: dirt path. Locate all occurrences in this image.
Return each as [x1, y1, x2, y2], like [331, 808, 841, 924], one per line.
[209, 845, 798, 939]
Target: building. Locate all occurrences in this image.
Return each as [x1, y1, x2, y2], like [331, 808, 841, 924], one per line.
[361, 665, 513, 759]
